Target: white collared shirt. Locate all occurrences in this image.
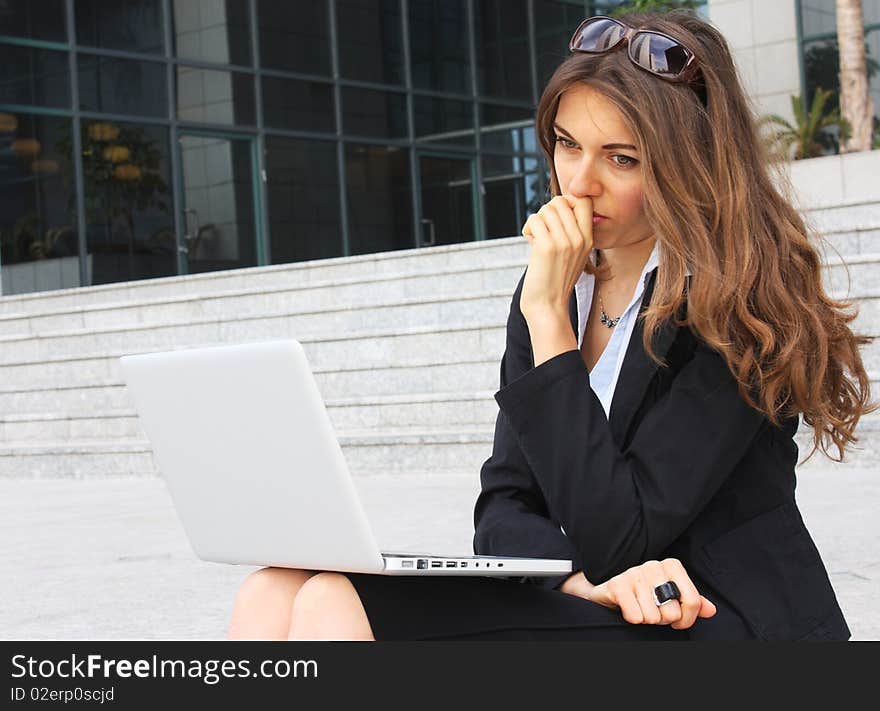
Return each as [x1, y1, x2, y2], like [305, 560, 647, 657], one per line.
[574, 242, 690, 419]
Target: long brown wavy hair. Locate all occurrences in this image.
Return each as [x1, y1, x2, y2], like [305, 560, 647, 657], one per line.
[536, 9, 875, 462]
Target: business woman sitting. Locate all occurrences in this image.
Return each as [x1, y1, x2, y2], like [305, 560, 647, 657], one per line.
[226, 10, 875, 641]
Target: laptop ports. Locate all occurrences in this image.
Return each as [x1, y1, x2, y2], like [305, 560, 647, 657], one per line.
[445, 561, 457, 568]
[417, 559, 428, 570]
[430, 561, 442, 568]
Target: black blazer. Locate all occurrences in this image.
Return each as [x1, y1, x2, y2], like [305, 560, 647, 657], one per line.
[472, 267, 850, 641]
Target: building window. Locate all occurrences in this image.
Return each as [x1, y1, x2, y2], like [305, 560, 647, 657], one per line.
[0, 0, 67, 42]
[79, 54, 167, 118]
[337, 0, 405, 86]
[0, 113, 79, 294]
[346, 143, 413, 255]
[257, 0, 331, 75]
[266, 136, 343, 263]
[2, 0, 652, 294]
[798, 0, 880, 153]
[0, 45, 70, 109]
[176, 66, 256, 125]
[408, 0, 472, 94]
[171, 0, 252, 67]
[262, 75, 335, 133]
[75, 0, 165, 55]
[81, 120, 174, 285]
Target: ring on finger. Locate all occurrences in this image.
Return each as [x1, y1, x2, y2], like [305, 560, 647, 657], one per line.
[653, 580, 681, 607]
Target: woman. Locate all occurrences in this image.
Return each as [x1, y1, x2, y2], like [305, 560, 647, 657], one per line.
[226, 10, 874, 641]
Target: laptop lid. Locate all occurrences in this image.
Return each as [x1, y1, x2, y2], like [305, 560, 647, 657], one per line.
[120, 340, 386, 574]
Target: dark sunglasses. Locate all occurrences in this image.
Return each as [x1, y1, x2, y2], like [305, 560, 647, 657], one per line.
[569, 16, 705, 102]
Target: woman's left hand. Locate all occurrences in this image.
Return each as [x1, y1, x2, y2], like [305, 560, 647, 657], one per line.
[520, 194, 594, 323]
[586, 558, 718, 630]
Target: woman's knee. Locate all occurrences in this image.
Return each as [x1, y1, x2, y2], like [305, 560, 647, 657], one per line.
[288, 572, 374, 640]
[235, 566, 316, 605]
[289, 572, 357, 616]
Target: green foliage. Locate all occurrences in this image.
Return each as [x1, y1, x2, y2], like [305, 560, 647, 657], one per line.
[759, 88, 852, 160]
[609, 0, 702, 17]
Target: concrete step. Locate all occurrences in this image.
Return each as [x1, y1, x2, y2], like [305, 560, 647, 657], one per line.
[4, 409, 879, 478]
[2, 249, 875, 342]
[2, 236, 875, 342]
[0, 261, 526, 339]
[858, 333, 880, 373]
[0, 321, 508, 393]
[817, 227, 880, 259]
[0, 428, 496, 479]
[802, 200, 880, 238]
[0, 391, 501, 442]
[0, 348, 504, 404]
[0, 237, 531, 319]
[2, 252, 875, 384]
[0, 383, 131, 416]
[0, 288, 515, 365]
[824, 253, 880, 296]
[1, 314, 877, 413]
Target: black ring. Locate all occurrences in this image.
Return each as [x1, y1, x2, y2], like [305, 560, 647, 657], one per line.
[653, 581, 681, 606]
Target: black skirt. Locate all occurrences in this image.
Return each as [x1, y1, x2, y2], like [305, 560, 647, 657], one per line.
[343, 573, 687, 641]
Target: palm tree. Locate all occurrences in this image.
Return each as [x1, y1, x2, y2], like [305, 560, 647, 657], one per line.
[836, 0, 875, 152]
[760, 88, 852, 160]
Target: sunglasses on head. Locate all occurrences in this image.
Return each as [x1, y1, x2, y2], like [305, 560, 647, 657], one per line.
[569, 15, 706, 104]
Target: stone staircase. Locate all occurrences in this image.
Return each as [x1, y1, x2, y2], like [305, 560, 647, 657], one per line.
[1, 214, 879, 478]
[0, 239, 525, 479]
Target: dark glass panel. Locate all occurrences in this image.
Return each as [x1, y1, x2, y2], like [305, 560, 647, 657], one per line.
[346, 144, 413, 254]
[482, 154, 543, 239]
[408, 0, 471, 94]
[341, 87, 407, 138]
[337, 0, 404, 85]
[418, 153, 475, 245]
[0, 45, 70, 108]
[413, 95, 473, 147]
[0, 113, 79, 294]
[0, 0, 67, 42]
[803, 31, 880, 154]
[534, 0, 586, 90]
[179, 134, 257, 274]
[870, 28, 880, 128]
[171, 0, 252, 66]
[262, 75, 334, 132]
[800, 0, 837, 37]
[265, 137, 343, 263]
[176, 66, 255, 125]
[480, 103, 535, 151]
[79, 54, 167, 117]
[75, 0, 164, 54]
[474, 0, 532, 101]
[482, 153, 521, 238]
[80, 120, 175, 285]
[257, 0, 331, 74]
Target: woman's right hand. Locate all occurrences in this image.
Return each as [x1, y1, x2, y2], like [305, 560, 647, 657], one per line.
[560, 558, 717, 630]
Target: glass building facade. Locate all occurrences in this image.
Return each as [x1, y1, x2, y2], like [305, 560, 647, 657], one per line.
[798, 0, 880, 154]
[0, 0, 708, 295]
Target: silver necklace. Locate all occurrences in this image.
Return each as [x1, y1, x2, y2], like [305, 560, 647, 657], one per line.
[598, 290, 621, 329]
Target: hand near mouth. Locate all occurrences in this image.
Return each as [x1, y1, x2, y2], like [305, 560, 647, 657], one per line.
[520, 194, 595, 325]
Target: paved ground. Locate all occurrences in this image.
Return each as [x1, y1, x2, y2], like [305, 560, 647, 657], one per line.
[1, 462, 877, 641]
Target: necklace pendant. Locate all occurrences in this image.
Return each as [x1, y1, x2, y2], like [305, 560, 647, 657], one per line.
[600, 309, 619, 329]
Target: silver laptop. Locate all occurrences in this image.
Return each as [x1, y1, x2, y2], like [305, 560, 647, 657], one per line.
[119, 339, 572, 577]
